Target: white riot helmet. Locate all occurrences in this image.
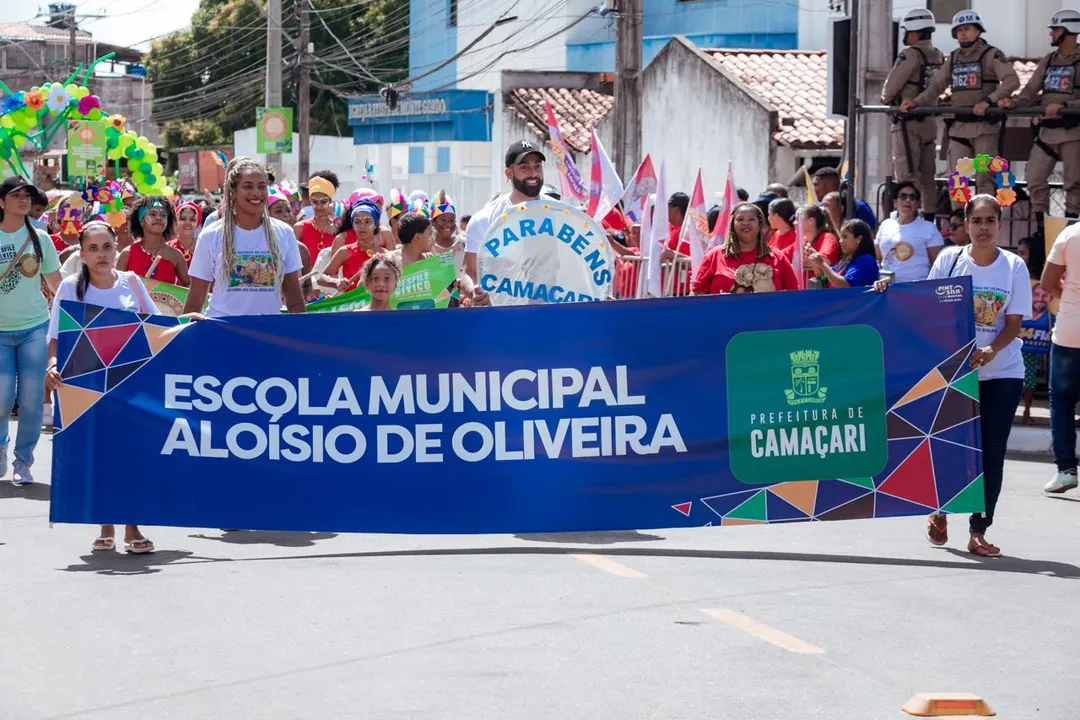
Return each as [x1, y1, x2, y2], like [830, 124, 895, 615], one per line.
[901, 8, 937, 35]
[951, 9, 986, 38]
[1049, 9, 1080, 35]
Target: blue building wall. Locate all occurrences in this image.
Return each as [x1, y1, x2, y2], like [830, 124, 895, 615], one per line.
[348, 90, 492, 145]
[409, 0, 458, 92]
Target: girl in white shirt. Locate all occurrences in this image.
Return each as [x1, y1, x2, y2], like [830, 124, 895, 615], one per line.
[45, 222, 157, 554]
[877, 194, 1028, 557]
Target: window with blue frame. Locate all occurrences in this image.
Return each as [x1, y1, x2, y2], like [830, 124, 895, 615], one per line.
[437, 147, 451, 173]
[408, 146, 424, 174]
[449, 0, 457, 27]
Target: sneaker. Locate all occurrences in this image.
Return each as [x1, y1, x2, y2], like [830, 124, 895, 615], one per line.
[12, 462, 33, 486]
[1045, 469, 1079, 494]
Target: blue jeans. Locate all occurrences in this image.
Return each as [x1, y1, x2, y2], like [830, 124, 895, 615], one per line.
[971, 378, 1023, 535]
[1050, 343, 1080, 472]
[0, 321, 48, 466]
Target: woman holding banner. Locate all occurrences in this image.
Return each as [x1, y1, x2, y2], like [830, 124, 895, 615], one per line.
[119, 196, 190, 287]
[318, 200, 381, 293]
[170, 201, 201, 264]
[691, 202, 799, 294]
[805, 219, 880, 288]
[45, 222, 156, 553]
[876, 194, 1028, 557]
[183, 157, 306, 317]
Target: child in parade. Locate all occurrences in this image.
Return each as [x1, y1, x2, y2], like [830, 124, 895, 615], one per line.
[360, 255, 401, 311]
[170, 201, 201, 264]
[45, 222, 156, 553]
[119, 196, 190, 286]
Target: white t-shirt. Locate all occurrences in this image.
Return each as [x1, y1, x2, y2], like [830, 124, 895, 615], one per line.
[47, 270, 159, 341]
[928, 246, 1031, 381]
[1047, 223, 1080, 348]
[875, 217, 944, 283]
[189, 218, 302, 317]
[464, 195, 512, 254]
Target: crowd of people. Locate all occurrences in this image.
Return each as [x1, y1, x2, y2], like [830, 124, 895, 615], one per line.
[0, 128, 1076, 558]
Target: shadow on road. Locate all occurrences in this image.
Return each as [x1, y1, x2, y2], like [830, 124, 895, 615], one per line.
[155, 545, 1080, 579]
[0, 482, 50, 501]
[189, 531, 339, 548]
[1047, 495, 1080, 503]
[60, 549, 199, 575]
[515, 531, 664, 545]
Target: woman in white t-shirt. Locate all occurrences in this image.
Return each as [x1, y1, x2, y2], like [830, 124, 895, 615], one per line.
[874, 181, 944, 283]
[45, 222, 157, 554]
[183, 157, 305, 317]
[877, 194, 1029, 557]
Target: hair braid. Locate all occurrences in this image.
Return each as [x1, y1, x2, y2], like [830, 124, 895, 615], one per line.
[220, 157, 284, 287]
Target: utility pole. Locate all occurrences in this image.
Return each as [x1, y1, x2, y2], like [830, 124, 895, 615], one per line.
[613, 0, 642, 181]
[855, 0, 892, 204]
[297, 0, 311, 183]
[265, 0, 284, 171]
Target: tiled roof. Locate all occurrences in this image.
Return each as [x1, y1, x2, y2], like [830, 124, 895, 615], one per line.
[506, 87, 614, 154]
[705, 49, 843, 150]
[0, 22, 91, 43]
[704, 49, 1039, 150]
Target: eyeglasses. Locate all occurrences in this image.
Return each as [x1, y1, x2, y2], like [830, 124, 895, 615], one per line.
[895, 192, 919, 201]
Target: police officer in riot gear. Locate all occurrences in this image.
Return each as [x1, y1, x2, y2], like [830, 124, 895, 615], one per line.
[883, 9, 944, 222]
[1001, 9, 1080, 224]
[903, 10, 1020, 203]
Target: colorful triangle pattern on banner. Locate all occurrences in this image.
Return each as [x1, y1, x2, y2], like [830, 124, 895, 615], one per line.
[686, 342, 984, 526]
[52, 301, 186, 430]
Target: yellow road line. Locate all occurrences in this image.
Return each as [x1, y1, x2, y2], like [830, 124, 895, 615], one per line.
[701, 608, 825, 654]
[569, 552, 647, 578]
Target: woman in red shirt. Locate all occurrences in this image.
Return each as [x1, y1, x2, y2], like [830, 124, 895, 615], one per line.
[692, 202, 799, 294]
[318, 200, 380, 293]
[169, 201, 201, 264]
[118, 195, 190, 286]
[766, 198, 799, 264]
[799, 204, 841, 266]
[294, 175, 337, 261]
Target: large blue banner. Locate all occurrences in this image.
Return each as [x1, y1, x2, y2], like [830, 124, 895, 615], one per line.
[51, 279, 984, 533]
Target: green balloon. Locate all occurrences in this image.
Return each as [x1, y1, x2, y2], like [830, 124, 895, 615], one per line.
[139, 162, 152, 174]
[143, 174, 157, 187]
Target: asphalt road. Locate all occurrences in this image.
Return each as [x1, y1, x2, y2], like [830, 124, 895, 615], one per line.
[2, 424, 1078, 720]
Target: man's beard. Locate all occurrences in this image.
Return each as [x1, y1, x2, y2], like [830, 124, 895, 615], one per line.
[1052, 34, 1067, 47]
[959, 40, 976, 49]
[513, 177, 542, 198]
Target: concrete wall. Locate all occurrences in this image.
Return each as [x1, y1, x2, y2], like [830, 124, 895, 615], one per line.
[800, 0, 1070, 57]
[641, 38, 777, 202]
[408, 0, 458, 92]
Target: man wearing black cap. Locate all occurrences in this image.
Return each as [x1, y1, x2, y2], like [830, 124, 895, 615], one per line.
[464, 139, 547, 285]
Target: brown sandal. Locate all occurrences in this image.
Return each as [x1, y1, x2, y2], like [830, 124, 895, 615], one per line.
[926, 514, 948, 546]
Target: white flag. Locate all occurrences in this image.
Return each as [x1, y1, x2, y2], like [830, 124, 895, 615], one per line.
[638, 193, 656, 299]
[647, 160, 669, 298]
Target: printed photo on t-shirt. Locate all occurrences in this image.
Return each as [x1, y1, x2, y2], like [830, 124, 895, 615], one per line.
[973, 289, 1006, 328]
[733, 263, 775, 293]
[229, 252, 277, 289]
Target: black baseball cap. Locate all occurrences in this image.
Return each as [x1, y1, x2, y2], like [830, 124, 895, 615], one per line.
[505, 139, 546, 167]
[0, 176, 47, 204]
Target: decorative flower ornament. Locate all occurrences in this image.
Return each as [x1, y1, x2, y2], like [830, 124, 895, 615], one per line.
[46, 84, 71, 114]
[24, 89, 44, 112]
[77, 95, 102, 116]
[0, 92, 26, 114]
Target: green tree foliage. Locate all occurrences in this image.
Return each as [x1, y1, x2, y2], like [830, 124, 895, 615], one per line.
[146, 0, 409, 149]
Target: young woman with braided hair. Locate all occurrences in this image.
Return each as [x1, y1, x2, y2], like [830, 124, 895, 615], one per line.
[118, 195, 190, 287]
[183, 158, 305, 317]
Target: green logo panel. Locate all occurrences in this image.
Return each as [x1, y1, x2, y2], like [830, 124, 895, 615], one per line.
[726, 325, 888, 485]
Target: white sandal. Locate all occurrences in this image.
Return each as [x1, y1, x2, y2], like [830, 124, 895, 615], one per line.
[125, 538, 155, 554]
[92, 537, 115, 552]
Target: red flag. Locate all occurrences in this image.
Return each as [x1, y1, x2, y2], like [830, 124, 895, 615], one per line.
[682, 169, 709, 275]
[617, 154, 657, 223]
[708, 161, 738, 248]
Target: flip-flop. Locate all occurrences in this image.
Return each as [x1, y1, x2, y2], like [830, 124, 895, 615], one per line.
[926, 514, 948, 547]
[125, 538, 155, 554]
[967, 539, 1001, 557]
[92, 537, 115, 552]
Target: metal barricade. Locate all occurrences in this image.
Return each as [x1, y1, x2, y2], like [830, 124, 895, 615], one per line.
[611, 254, 695, 299]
